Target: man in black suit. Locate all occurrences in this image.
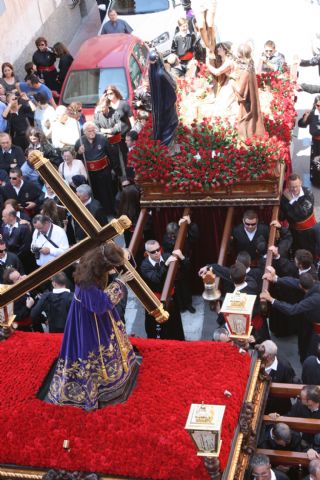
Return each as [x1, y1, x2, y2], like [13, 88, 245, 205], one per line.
[0, 239, 24, 283]
[258, 422, 301, 451]
[302, 344, 320, 385]
[0, 133, 25, 173]
[0, 167, 43, 213]
[74, 184, 108, 241]
[260, 339, 298, 414]
[231, 209, 269, 262]
[261, 270, 320, 361]
[249, 453, 289, 480]
[140, 239, 185, 340]
[0, 207, 32, 260]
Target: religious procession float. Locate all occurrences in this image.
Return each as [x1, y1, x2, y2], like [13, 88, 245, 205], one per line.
[0, 33, 305, 480]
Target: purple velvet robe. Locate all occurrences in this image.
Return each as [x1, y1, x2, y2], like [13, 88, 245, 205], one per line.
[48, 282, 136, 411]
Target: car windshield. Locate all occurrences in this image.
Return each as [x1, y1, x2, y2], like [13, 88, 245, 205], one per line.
[110, 0, 169, 14]
[62, 68, 128, 106]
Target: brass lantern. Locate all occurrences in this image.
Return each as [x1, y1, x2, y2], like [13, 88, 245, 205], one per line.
[220, 291, 256, 340]
[185, 403, 225, 457]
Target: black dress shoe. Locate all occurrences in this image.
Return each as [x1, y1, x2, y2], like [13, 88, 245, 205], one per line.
[186, 305, 196, 314]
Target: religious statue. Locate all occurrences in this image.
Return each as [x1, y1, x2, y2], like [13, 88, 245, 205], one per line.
[47, 243, 138, 411]
[191, 0, 217, 57]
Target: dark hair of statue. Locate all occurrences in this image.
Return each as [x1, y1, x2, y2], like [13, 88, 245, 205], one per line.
[73, 244, 124, 290]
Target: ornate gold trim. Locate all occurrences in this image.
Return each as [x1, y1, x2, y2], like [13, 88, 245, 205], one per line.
[149, 304, 170, 324]
[28, 150, 49, 170]
[109, 216, 132, 235]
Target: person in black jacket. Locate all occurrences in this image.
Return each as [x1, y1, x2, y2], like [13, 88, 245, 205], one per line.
[140, 239, 185, 340]
[0, 239, 24, 283]
[302, 344, 320, 385]
[258, 422, 301, 451]
[231, 209, 269, 262]
[249, 453, 290, 480]
[0, 133, 25, 173]
[30, 272, 73, 333]
[0, 167, 43, 213]
[74, 184, 108, 241]
[261, 271, 320, 362]
[298, 96, 320, 159]
[171, 17, 197, 70]
[52, 42, 73, 90]
[280, 173, 316, 252]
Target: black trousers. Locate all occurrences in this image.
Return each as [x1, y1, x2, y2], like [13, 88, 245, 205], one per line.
[145, 297, 185, 340]
[88, 166, 115, 215]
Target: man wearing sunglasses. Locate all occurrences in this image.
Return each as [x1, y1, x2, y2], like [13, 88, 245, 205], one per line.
[0, 239, 24, 284]
[231, 210, 269, 262]
[140, 239, 185, 340]
[0, 167, 43, 215]
[257, 40, 285, 74]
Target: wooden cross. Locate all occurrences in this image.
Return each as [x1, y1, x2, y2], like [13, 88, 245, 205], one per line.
[0, 151, 169, 326]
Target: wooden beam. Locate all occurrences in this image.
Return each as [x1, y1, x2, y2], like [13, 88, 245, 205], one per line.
[160, 208, 190, 305]
[256, 449, 309, 467]
[269, 383, 304, 398]
[215, 207, 234, 291]
[263, 415, 320, 433]
[128, 208, 148, 257]
[261, 205, 279, 312]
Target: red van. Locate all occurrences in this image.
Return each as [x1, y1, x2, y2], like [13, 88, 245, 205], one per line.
[60, 34, 149, 117]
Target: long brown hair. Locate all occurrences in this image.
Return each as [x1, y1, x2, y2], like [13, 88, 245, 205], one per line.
[73, 243, 124, 289]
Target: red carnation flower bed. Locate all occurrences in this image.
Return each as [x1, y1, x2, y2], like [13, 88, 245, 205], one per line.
[0, 333, 251, 479]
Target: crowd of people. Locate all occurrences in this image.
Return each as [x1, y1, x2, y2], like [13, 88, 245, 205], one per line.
[1, 2, 320, 475]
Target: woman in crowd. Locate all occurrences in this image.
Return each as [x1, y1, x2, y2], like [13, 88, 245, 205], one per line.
[53, 42, 74, 90]
[2, 92, 35, 150]
[67, 101, 86, 131]
[116, 170, 140, 247]
[233, 43, 265, 141]
[41, 198, 65, 229]
[105, 85, 134, 167]
[58, 148, 87, 188]
[34, 93, 56, 139]
[51, 105, 80, 149]
[24, 62, 38, 81]
[32, 37, 58, 91]
[0, 62, 19, 93]
[205, 42, 238, 119]
[47, 243, 137, 411]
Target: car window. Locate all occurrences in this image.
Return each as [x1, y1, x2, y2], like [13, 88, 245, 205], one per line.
[62, 68, 128, 106]
[133, 43, 149, 69]
[110, 0, 169, 14]
[129, 55, 142, 90]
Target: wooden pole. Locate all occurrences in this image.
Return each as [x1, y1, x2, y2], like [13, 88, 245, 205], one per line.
[260, 205, 279, 313]
[160, 207, 190, 305]
[128, 208, 148, 257]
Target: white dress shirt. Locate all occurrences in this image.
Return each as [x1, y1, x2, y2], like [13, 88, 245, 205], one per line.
[31, 223, 69, 266]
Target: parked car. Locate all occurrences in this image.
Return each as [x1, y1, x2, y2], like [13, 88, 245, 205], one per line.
[103, 0, 185, 56]
[60, 34, 150, 117]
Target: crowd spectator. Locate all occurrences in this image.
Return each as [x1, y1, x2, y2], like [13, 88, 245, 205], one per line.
[2, 267, 34, 331]
[0, 62, 19, 93]
[0, 167, 43, 214]
[249, 453, 289, 480]
[0, 133, 25, 173]
[52, 42, 73, 90]
[74, 121, 115, 215]
[31, 214, 69, 267]
[257, 40, 286, 73]
[0, 239, 24, 283]
[17, 74, 56, 109]
[2, 92, 35, 150]
[231, 209, 269, 262]
[32, 37, 58, 91]
[51, 105, 80, 149]
[33, 93, 56, 139]
[171, 18, 198, 69]
[24, 62, 38, 81]
[0, 207, 32, 259]
[101, 9, 133, 34]
[298, 96, 320, 161]
[302, 343, 320, 385]
[115, 171, 140, 247]
[0, 85, 7, 133]
[74, 184, 108, 241]
[58, 148, 87, 188]
[30, 272, 73, 333]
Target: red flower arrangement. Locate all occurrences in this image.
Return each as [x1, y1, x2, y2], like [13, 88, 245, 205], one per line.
[0, 332, 251, 480]
[129, 69, 296, 192]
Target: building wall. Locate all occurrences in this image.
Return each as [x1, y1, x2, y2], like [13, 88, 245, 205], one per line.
[0, 0, 95, 78]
